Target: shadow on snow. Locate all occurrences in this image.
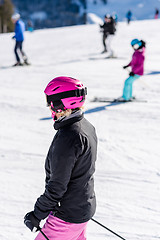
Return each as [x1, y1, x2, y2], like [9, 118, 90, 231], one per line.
[39, 117, 52, 120]
[145, 71, 160, 75]
[84, 101, 126, 114]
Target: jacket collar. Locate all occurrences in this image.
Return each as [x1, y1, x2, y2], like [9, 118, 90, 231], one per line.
[54, 110, 84, 130]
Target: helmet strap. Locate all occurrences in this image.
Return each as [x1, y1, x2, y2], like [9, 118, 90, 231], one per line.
[46, 88, 87, 106]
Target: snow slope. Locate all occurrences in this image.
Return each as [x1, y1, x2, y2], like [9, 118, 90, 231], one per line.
[0, 19, 160, 240]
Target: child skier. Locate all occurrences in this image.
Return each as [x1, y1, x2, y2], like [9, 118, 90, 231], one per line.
[11, 13, 29, 66]
[24, 76, 97, 240]
[121, 39, 146, 101]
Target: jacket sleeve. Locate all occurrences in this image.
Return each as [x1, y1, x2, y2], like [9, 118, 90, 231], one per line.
[100, 23, 105, 28]
[34, 133, 82, 220]
[127, 52, 136, 67]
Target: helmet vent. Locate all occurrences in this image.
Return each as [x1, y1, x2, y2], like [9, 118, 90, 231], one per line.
[70, 102, 76, 105]
[53, 86, 60, 91]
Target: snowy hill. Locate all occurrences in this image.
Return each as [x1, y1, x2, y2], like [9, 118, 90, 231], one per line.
[0, 19, 160, 240]
[87, 0, 160, 21]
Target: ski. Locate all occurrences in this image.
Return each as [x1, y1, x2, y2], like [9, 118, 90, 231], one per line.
[91, 97, 147, 103]
[105, 55, 117, 59]
[23, 62, 31, 66]
[89, 55, 118, 60]
[0, 63, 31, 69]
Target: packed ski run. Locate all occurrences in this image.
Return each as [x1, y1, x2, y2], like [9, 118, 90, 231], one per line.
[0, 18, 160, 240]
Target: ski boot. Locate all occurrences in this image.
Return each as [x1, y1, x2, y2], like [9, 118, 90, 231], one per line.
[13, 61, 23, 67]
[23, 59, 30, 65]
[101, 49, 107, 54]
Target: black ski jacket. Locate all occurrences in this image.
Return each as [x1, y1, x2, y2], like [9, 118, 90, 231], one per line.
[34, 112, 97, 223]
[100, 19, 116, 35]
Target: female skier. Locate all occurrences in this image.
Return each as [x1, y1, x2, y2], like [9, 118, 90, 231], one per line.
[121, 39, 146, 101]
[24, 76, 97, 240]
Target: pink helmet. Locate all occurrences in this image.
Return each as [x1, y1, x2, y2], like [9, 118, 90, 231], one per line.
[44, 76, 87, 113]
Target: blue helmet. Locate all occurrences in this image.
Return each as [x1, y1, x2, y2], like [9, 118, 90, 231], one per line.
[131, 39, 142, 47]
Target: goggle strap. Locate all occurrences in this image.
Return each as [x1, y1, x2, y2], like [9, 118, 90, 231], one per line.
[46, 88, 87, 105]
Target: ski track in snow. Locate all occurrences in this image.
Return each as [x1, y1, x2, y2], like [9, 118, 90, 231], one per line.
[0, 19, 160, 240]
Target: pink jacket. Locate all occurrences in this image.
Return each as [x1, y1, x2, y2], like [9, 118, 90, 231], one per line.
[128, 47, 145, 75]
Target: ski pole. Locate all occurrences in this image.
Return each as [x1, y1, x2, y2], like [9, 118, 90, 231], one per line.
[39, 228, 50, 240]
[91, 218, 127, 240]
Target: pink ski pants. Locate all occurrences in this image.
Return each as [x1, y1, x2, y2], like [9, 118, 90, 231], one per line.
[35, 214, 88, 240]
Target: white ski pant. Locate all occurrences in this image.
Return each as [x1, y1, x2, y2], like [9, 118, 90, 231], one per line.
[106, 34, 114, 55]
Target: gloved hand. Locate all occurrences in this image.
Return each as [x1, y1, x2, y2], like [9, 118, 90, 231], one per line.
[129, 71, 135, 76]
[24, 211, 40, 232]
[123, 65, 128, 69]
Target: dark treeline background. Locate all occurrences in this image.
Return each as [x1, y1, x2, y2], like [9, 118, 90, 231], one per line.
[0, 0, 14, 33]
[12, 0, 87, 29]
[0, 0, 109, 32]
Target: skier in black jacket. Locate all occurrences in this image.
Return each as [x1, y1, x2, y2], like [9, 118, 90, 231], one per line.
[100, 14, 116, 56]
[24, 76, 97, 240]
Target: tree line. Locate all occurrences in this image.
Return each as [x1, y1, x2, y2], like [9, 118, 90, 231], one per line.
[0, 0, 14, 33]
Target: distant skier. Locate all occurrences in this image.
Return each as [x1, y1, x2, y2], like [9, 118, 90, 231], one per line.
[120, 39, 146, 101]
[11, 13, 29, 66]
[126, 10, 132, 24]
[27, 20, 34, 32]
[24, 76, 97, 240]
[112, 12, 118, 25]
[100, 14, 116, 56]
[154, 8, 159, 19]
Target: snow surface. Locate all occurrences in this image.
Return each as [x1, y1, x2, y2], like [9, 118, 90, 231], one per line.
[0, 19, 160, 240]
[87, 13, 104, 24]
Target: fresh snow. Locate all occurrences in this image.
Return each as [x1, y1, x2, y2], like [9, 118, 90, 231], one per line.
[0, 19, 160, 240]
[87, 13, 103, 24]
